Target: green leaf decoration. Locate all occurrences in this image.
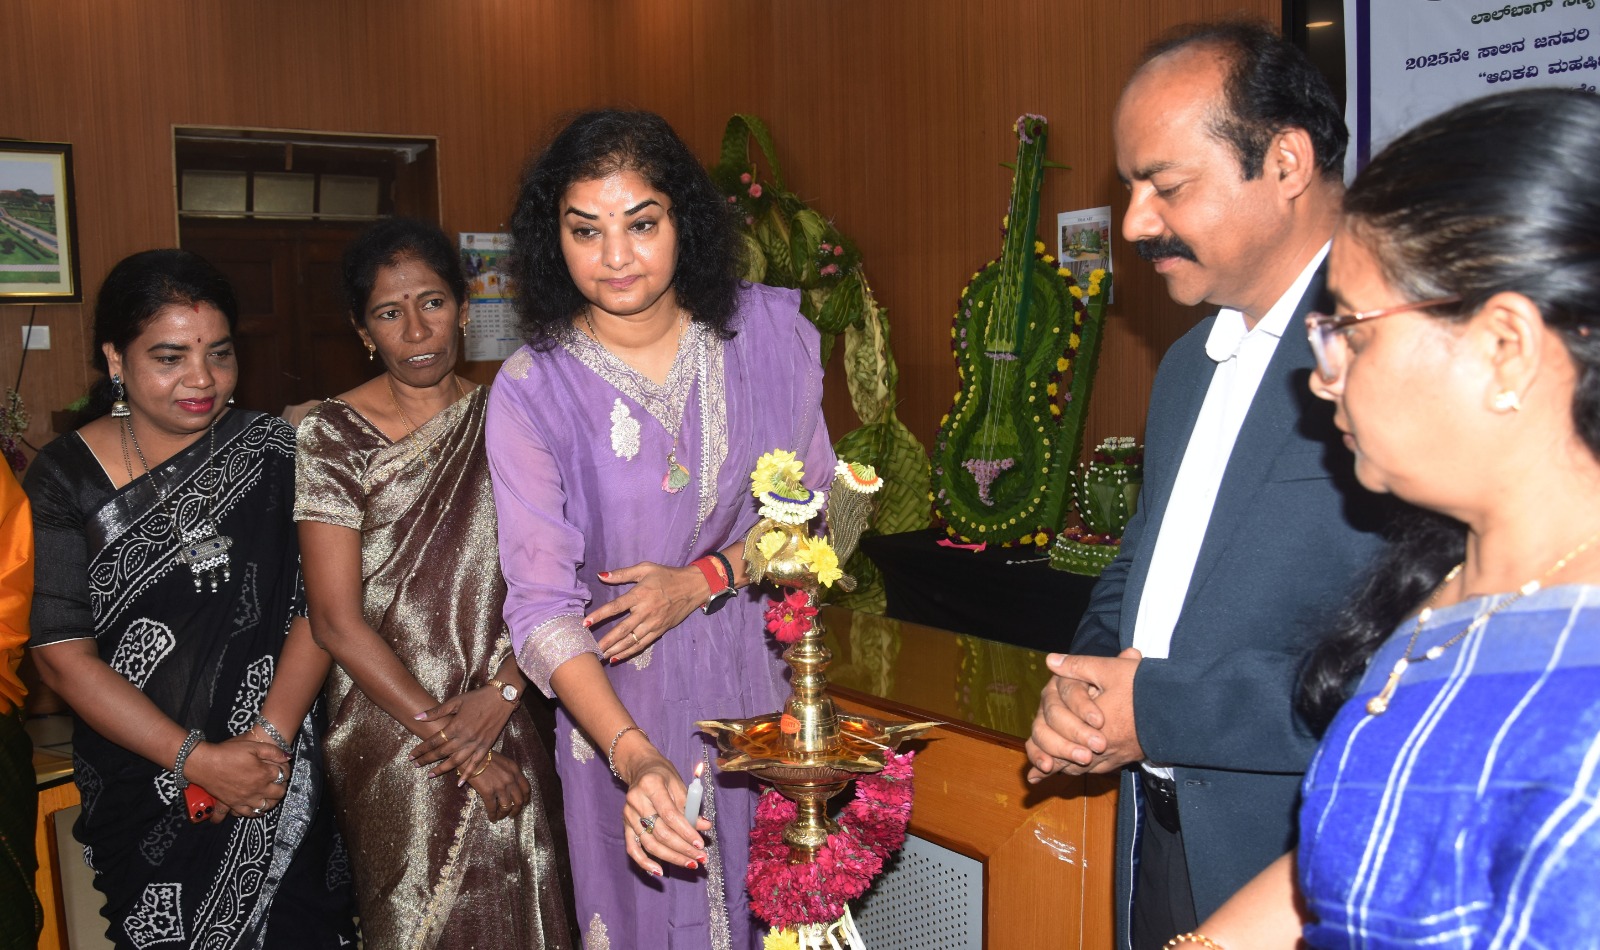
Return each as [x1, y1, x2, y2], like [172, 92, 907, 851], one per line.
[815, 269, 864, 335]
[930, 115, 1110, 549]
[711, 113, 933, 613]
[739, 231, 767, 284]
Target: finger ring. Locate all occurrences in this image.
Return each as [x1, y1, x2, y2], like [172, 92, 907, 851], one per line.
[640, 813, 658, 834]
[630, 632, 640, 646]
[633, 832, 642, 847]
[273, 767, 286, 785]
[438, 731, 450, 742]
[261, 798, 268, 811]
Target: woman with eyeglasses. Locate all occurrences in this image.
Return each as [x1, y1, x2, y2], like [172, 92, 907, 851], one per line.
[1163, 88, 1600, 950]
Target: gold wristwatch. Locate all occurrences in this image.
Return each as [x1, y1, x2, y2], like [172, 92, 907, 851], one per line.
[488, 678, 521, 703]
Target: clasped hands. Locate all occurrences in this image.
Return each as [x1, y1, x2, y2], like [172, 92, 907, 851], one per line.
[184, 734, 292, 823]
[411, 686, 529, 822]
[1026, 647, 1145, 782]
[588, 561, 711, 664]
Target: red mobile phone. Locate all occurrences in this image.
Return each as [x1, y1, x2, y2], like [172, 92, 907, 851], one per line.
[184, 784, 217, 823]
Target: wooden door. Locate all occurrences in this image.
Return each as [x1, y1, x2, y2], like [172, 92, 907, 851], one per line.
[181, 223, 372, 415]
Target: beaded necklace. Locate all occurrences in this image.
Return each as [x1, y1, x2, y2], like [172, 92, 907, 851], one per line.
[1367, 527, 1600, 715]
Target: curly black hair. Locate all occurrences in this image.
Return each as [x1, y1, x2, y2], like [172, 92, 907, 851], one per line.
[506, 109, 742, 350]
[1142, 19, 1348, 181]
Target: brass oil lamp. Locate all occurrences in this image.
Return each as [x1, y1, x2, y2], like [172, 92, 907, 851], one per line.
[697, 459, 936, 858]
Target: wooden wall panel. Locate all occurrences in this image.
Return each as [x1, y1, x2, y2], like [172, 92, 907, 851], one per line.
[1, 0, 1276, 467]
[611, 0, 1278, 451]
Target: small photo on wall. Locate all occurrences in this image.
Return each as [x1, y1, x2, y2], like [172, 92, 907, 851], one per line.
[0, 141, 81, 304]
[1056, 206, 1112, 304]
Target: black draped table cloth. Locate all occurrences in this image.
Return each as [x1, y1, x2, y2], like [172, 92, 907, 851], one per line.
[857, 529, 1098, 653]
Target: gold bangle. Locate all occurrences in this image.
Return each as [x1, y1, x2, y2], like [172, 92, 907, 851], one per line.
[469, 751, 492, 779]
[1164, 934, 1226, 950]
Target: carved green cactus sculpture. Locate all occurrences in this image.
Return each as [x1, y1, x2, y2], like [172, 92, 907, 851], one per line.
[1051, 437, 1143, 575]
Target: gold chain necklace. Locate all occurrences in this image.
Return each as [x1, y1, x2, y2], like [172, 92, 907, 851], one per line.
[386, 375, 467, 469]
[119, 417, 233, 592]
[583, 306, 692, 493]
[1366, 527, 1600, 715]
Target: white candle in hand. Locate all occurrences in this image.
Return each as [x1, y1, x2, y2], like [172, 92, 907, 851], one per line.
[683, 761, 706, 827]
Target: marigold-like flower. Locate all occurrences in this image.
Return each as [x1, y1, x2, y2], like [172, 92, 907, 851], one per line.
[798, 536, 842, 587]
[756, 530, 786, 561]
[763, 929, 800, 950]
[1069, 332, 1081, 349]
[1068, 285, 1084, 299]
[751, 449, 805, 497]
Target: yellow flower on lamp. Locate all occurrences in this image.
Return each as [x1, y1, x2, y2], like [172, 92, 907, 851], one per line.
[757, 530, 787, 561]
[751, 449, 805, 498]
[763, 929, 800, 950]
[798, 536, 843, 587]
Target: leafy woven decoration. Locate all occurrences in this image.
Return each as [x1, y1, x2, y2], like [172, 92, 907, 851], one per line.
[931, 115, 1111, 548]
[711, 115, 931, 610]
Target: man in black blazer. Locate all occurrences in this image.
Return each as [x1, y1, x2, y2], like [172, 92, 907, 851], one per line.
[1026, 22, 1390, 950]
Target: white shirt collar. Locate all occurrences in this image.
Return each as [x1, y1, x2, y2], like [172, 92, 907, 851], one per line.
[1204, 242, 1331, 363]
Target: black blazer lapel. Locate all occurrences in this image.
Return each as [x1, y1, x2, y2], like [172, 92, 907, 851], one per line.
[1181, 269, 1333, 610]
[1118, 317, 1223, 647]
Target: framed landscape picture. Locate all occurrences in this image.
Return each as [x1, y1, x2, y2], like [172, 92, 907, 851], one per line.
[0, 141, 81, 304]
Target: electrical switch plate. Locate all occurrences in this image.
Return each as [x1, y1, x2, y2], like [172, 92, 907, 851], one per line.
[21, 326, 50, 350]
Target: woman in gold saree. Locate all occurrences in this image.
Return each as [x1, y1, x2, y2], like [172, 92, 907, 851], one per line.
[293, 218, 571, 948]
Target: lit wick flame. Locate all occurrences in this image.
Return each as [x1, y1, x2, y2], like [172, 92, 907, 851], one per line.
[693, 761, 706, 779]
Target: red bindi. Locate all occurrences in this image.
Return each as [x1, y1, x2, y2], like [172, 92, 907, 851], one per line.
[403, 293, 411, 300]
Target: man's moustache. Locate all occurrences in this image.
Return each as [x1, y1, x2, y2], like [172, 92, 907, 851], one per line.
[1135, 237, 1198, 263]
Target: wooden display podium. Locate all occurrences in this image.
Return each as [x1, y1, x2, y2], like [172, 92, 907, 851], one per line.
[821, 607, 1118, 948]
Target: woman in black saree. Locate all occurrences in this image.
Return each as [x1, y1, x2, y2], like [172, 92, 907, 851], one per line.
[24, 249, 355, 948]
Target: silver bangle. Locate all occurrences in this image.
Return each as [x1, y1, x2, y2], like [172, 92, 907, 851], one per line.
[252, 713, 292, 756]
[174, 729, 205, 789]
[607, 725, 648, 780]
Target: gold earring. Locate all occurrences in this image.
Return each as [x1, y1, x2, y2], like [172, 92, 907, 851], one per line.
[1492, 389, 1522, 412]
[366, 342, 376, 362]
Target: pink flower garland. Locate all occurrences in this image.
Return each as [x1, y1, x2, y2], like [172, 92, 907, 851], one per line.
[763, 591, 818, 644]
[746, 751, 916, 932]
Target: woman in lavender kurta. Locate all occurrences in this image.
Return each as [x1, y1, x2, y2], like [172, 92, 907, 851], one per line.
[486, 110, 834, 950]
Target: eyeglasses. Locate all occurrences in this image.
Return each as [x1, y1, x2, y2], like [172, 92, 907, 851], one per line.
[1304, 296, 1461, 382]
